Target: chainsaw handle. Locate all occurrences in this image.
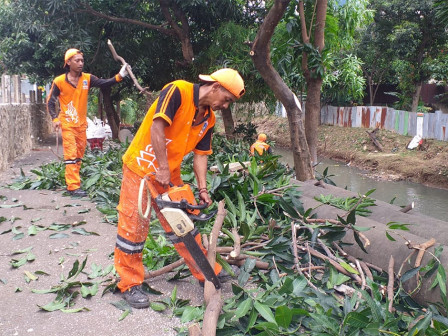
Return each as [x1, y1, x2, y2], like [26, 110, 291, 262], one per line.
[138, 177, 151, 219]
[182, 199, 208, 211]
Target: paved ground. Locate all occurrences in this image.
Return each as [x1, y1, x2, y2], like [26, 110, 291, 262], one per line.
[0, 138, 219, 336]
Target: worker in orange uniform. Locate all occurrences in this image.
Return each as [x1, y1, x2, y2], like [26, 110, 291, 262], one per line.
[115, 68, 245, 308]
[47, 48, 128, 197]
[250, 133, 272, 155]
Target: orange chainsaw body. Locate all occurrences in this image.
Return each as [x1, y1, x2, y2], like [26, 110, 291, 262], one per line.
[161, 184, 200, 216]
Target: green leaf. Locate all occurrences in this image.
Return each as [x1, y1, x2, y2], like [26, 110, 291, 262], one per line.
[340, 261, 359, 274]
[119, 309, 131, 321]
[408, 313, 432, 336]
[49, 233, 70, 239]
[353, 231, 368, 254]
[436, 264, 447, 296]
[61, 307, 89, 313]
[111, 300, 132, 311]
[344, 311, 370, 328]
[254, 301, 277, 325]
[364, 189, 376, 197]
[347, 209, 357, 225]
[237, 190, 246, 221]
[24, 271, 38, 281]
[223, 192, 238, 216]
[275, 305, 292, 328]
[72, 228, 99, 236]
[400, 267, 421, 283]
[385, 232, 396, 241]
[38, 300, 66, 312]
[180, 306, 202, 322]
[28, 225, 38, 236]
[234, 297, 252, 319]
[352, 225, 370, 232]
[150, 302, 167, 312]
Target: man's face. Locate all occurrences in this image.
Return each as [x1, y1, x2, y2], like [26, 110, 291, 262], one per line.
[67, 54, 84, 72]
[210, 84, 237, 111]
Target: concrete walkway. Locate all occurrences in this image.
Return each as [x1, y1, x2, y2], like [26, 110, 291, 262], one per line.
[0, 139, 208, 336]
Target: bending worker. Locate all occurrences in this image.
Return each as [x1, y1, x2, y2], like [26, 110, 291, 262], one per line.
[115, 68, 245, 308]
[47, 48, 128, 197]
[250, 133, 272, 155]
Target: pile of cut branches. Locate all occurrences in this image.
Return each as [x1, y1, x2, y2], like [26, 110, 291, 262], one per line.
[9, 135, 448, 335]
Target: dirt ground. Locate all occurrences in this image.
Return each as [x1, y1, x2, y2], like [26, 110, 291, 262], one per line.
[0, 140, 235, 336]
[246, 114, 448, 190]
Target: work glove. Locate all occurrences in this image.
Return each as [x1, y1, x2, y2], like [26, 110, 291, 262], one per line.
[119, 63, 129, 78]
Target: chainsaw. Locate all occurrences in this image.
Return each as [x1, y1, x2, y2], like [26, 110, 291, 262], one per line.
[138, 176, 221, 289]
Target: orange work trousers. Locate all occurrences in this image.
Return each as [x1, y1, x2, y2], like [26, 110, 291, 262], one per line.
[61, 126, 87, 191]
[114, 165, 222, 292]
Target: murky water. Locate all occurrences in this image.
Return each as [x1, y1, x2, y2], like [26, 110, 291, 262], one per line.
[275, 147, 448, 221]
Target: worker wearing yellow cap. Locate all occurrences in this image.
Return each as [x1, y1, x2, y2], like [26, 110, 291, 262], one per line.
[250, 133, 272, 155]
[47, 48, 128, 197]
[115, 68, 245, 308]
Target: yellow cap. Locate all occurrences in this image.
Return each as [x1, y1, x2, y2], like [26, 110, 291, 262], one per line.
[258, 133, 267, 141]
[199, 68, 245, 99]
[64, 48, 82, 66]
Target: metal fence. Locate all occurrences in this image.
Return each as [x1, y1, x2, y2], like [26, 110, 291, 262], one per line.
[321, 106, 448, 141]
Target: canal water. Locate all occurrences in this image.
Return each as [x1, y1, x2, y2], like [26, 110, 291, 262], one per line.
[275, 148, 448, 221]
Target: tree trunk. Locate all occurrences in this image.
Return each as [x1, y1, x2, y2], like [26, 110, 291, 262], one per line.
[368, 75, 374, 106]
[300, 0, 327, 167]
[305, 78, 323, 165]
[411, 82, 423, 112]
[98, 91, 104, 121]
[101, 86, 120, 139]
[221, 107, 235, 139]
[251, 0, 314, 181]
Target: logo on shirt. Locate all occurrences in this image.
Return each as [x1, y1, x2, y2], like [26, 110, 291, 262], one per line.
[198, 121, 208, 138]
[65, 101, 79, 124]
[136, 139, 173, 170]
[82, 80, 88, 90]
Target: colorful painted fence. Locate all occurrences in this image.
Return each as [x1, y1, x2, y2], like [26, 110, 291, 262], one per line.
[321, 106, 448, 141]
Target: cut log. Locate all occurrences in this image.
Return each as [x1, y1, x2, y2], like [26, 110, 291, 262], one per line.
[366, 127, 383, 151]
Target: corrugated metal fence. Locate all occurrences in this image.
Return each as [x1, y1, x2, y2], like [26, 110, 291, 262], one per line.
[321, 106, 448, 141]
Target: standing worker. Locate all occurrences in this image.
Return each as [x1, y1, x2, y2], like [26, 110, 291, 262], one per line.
[250, 133, 272, 155]
[115, 68, 245, 308]
[47, 48, 128, 197]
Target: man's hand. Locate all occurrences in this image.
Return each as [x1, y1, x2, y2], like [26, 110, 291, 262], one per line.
[155, 166, 170, 189]
[198, 189, 212, 207]
[53, 120, 61, 132]
[119, 63, 129, 78]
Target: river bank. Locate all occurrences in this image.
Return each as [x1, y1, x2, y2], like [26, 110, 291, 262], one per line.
[244, 114, 448, 190]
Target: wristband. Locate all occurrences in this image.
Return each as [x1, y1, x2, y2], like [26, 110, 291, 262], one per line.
[199, 188, 208, 194]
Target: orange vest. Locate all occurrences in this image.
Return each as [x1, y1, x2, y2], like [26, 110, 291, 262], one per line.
[123, 80, 215, 177]
[51, 73, 91, 128]
[250, 140, 270, 155]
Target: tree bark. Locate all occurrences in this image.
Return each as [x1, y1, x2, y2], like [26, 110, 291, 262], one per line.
[101, 86, 120, 139]
[159, 0, 194, 65]
[411, 82, 423, 112]
[98, 90, 104, 122]
[299, 0, 327, 167]
[305, 77, 323, 164]
[221, 107, 235, 139]
[251, 0, 313, 181]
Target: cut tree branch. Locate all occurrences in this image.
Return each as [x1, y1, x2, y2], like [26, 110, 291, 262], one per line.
[107, 39, 151, 97]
